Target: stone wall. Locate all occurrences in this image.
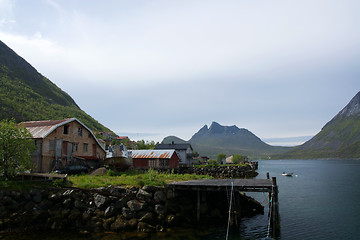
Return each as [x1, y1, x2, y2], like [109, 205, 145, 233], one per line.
[158, 164, 258, 178]
[0, 185, 263, 233]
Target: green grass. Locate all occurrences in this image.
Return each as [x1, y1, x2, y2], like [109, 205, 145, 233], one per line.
[1, 169, 213, 190]
[68, 169, 213, 189]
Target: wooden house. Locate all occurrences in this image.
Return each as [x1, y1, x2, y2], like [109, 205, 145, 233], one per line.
[130, 150, 179, 169]
[21, 118, 106, 173]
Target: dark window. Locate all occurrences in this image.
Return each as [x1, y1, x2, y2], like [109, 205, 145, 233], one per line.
[149, 159, 156, 168]
[63, 125, 69, 134]
[78, 127, 83, 136]
[73, 143, 78, 152]
[83, 143, 88, 153]
[159, 159, 169, 167]
[49, 140, 55, 150]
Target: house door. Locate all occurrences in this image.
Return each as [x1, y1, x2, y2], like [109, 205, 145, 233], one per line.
[62, 141, 68, 156]
[54, 139, 63, 169]
[92, 144, 96, 157]
[55, 139, 63, 159]
[67, 143, 73, 158]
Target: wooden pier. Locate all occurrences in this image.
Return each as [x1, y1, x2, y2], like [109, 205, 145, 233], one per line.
[168, 178, 273, 192]
[168, 176, 280, 237]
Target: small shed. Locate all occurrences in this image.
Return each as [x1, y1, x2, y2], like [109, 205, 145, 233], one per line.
[131, 150, 179, 169]
[154, 142, 196, 166]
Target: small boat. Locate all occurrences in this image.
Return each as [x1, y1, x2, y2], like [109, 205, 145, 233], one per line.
[282, 172, 293, 176]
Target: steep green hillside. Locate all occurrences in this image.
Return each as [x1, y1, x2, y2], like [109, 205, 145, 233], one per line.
[282, 91, 360, 159]
[0, 40, 110, 132]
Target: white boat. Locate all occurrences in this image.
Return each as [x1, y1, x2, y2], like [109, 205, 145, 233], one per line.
[282, 172, 293, 176]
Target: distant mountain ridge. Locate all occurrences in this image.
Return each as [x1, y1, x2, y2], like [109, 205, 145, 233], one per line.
[282, 91, 360, 159]
[0, 40, 110, 132]
[190, 122, 270, 149]
[163, 122, 290, 159]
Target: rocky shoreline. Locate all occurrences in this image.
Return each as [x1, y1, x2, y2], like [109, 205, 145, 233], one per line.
[0, 184, 263, 234]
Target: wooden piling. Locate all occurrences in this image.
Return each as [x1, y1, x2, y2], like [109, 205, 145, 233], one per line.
[267, 172, 271, 204]
[271, 177, 280, 237]
[197, 190, 201, 222]
[168, 178, 277, 231]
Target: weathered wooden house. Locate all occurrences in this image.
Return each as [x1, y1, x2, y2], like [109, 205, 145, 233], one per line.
[130, 150, 179, 169]
[154, 142, 197, 167]
[21, 118, 106, 173]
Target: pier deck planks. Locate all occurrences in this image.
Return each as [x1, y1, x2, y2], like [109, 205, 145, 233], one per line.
[168, 179, 273, 192]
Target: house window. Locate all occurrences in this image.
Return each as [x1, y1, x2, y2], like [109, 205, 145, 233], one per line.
[88, 132, 92, 138]
[83, 143, 88, 153]
[78, 127, 83, 136]
[49, 140, 55, 151]
[73, 143, 78, 152]
[149, 159, 157, 168]
[63, 125, 69, 134]
[159, 159, 169, 167]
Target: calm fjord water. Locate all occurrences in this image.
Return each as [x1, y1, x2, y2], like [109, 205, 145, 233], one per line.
[2, 159, 360, 240]
[251, 159, 360, 240]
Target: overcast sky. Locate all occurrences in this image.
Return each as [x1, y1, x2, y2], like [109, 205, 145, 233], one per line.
[0, 0, 359, 146]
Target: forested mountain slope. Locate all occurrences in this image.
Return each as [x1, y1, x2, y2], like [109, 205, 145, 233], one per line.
[0, 40, 110, 132]
[282, 91, 360, 159]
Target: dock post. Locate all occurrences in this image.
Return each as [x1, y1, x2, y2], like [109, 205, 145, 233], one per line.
[267, 173, 271, 205]
[271, 177, 280, 237]
[234, 191, 241, 227]
[197, 190, 201, 222]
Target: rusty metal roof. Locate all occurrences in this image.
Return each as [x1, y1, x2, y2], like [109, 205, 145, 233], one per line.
[20, 118, 73, 139]
[131, 150, 177, 159]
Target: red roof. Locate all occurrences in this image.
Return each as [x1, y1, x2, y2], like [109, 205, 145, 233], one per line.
[116, 136, 128, 140]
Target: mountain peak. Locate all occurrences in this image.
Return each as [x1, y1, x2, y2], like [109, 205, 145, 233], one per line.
[323, 91, 360, 129]
[336, 91, 360, 118]
[208, 121, 225, 134]
[208, 121, 242, 135]
[188, 122, 286, 158]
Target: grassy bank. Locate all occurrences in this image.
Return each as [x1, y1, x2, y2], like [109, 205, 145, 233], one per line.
[1, 170, 212, 190]
[68, 169, 212, 189]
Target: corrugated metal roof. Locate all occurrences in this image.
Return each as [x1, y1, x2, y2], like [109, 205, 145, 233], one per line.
[131, 150, 176, 159]
[19, 118, 105, 152]
[20, 118, 73, 138]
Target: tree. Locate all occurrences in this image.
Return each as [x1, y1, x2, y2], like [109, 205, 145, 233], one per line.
[232, 154, 244, 164]
[136, 140, 158, 150]
[216, 153, 226, 164]
[0, 119, 36, 179]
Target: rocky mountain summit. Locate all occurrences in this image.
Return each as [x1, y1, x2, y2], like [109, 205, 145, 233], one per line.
[190, 121, 270, 149]
[327, 91, 360, 121]
[163, 122, 289, 159]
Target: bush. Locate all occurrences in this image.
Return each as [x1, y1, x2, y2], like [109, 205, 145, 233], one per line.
[0, 119, 36, 180]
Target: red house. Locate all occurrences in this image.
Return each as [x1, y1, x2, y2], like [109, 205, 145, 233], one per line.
[131, 150, 179, 169]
